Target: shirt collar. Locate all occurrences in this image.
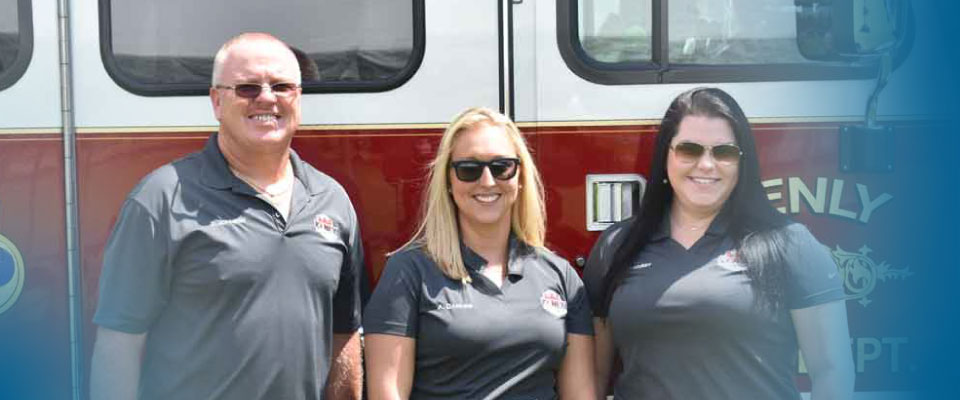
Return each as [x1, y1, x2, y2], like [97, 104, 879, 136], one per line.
[651, 213, 671, 242]
[199, 133, 323, 196]
[705, 210, 731, 236]
[460, 234, 529, 278]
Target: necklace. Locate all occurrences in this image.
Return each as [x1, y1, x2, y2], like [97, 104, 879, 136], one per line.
[230, 165, 293, 198]
[670, 215, 709, 232]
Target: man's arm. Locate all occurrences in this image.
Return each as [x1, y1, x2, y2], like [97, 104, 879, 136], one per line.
[89, 326, 147, 400]
[325, 331, 363, 400]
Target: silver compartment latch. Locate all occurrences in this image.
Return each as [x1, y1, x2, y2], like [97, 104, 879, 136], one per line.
[586, 174, 645, 231]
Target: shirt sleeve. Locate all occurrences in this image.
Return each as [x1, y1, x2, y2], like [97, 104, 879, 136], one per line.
[561, 262, 594, 335]
[362, 250, 421, 337]
[582, 221, 630, 317]
[783, 223, 847, 309]
[332, 205, 364, 334]
[93, 198, 172, 334]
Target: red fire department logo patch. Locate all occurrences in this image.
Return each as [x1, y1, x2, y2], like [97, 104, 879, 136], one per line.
[716, 249, 747, 272]
[540, 289, 567, 318]
[314, 214, 339, 238]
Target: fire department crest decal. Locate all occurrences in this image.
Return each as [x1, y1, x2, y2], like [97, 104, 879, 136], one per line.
[0, 233, 25, 315]
[831, 245, 911, 307]
[314, 214, 339, 239]
[540, 289, 567, 318]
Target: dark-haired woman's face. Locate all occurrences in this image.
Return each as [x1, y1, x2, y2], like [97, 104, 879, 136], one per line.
[667, 115, 739, 217]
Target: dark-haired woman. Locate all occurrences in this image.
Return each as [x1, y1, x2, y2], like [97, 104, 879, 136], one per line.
[584, 88, 854, 399]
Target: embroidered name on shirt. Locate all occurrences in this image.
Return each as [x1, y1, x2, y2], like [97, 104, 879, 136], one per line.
[540, 290, 567, 318]
[436, 302, 474, 310]
[314, 214, 339, 239]
[632, 262, 652, 270]
[208, 216, 247, 227]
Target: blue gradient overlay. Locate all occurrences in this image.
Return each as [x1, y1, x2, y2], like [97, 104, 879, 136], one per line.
[891, 1, 960, 396]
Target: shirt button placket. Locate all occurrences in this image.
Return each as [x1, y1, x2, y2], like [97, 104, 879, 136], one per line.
[273, 211, 285, 231]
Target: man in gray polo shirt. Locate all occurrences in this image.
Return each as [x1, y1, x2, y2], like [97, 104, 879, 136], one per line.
[89, 33, 363, 400]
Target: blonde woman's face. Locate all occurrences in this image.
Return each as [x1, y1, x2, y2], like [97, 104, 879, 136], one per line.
[448, 124, 520, 234]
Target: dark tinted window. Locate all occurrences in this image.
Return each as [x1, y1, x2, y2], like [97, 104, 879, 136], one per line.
[0, 0, 31, 91]
[103, 0, 423, 95]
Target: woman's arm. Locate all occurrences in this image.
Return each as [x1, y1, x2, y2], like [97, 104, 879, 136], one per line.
[557, 333, 597, 399]
[592, 318, 615, 400]
[89, 327, 146, 400]
[792, 300, 855, 400]
[364, 334, 416, 400]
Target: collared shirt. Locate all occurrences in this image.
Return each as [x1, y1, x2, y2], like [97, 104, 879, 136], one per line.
[583, 215, 844, 400]
[94, 134, 363, 400]
[363, 237, 593, 400]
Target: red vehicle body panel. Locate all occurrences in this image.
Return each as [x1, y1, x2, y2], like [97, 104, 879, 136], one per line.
[0, 120, 928, 396]
[0, 134, 72, 398]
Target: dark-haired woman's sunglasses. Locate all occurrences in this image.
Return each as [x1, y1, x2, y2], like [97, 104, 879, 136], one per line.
[450, 158, 521, 182]
[670, 141, 742, 165]
[215, 82, 300, 99]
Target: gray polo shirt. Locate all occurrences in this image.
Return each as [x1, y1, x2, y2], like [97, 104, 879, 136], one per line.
[94, 135, 363, 400]
[363, 238, 593, 400]
[583, 216, 844, 400]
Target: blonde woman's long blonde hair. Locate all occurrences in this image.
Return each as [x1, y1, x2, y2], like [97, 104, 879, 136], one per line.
[395, 107, 546, 282]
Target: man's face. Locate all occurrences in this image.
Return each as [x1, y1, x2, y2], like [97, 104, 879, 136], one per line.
[211, 39, 301, 155]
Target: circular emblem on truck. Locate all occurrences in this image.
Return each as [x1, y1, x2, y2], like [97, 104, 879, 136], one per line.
[0, 233, 25, 315]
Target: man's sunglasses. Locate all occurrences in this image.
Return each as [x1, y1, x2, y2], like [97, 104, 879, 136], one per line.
[450, 158, 521, 182]
[215, 82, 301, 99]
[670, 141, 742, 165]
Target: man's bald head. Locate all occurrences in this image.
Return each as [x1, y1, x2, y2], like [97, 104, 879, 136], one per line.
[211, 33, 300, 86]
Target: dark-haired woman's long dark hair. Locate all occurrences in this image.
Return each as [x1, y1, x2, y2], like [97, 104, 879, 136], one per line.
[600, 88, 793, 315]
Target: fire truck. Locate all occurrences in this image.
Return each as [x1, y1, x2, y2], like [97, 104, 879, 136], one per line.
[0, 0, 950, 398]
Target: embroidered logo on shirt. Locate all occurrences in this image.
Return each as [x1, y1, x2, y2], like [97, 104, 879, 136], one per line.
[716, 249, 747, 272]
[632, 262, 652, 270]
[314, 214, 339, 239]
[540, 289, 567, 318]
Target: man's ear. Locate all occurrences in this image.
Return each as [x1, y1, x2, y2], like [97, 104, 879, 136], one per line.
[210, 87, 223, 121]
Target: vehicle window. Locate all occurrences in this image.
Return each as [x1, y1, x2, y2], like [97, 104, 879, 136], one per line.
[0, 0, 31, 91]
[578, 0, 651, 63]
[668, 0, 807, 64]
[0, 0, 19, 73]
[563, 0, 870, 84]
[104, 0, 423, 95]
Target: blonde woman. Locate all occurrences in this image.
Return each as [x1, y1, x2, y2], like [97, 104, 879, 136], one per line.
[363, 108, 596, 400]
